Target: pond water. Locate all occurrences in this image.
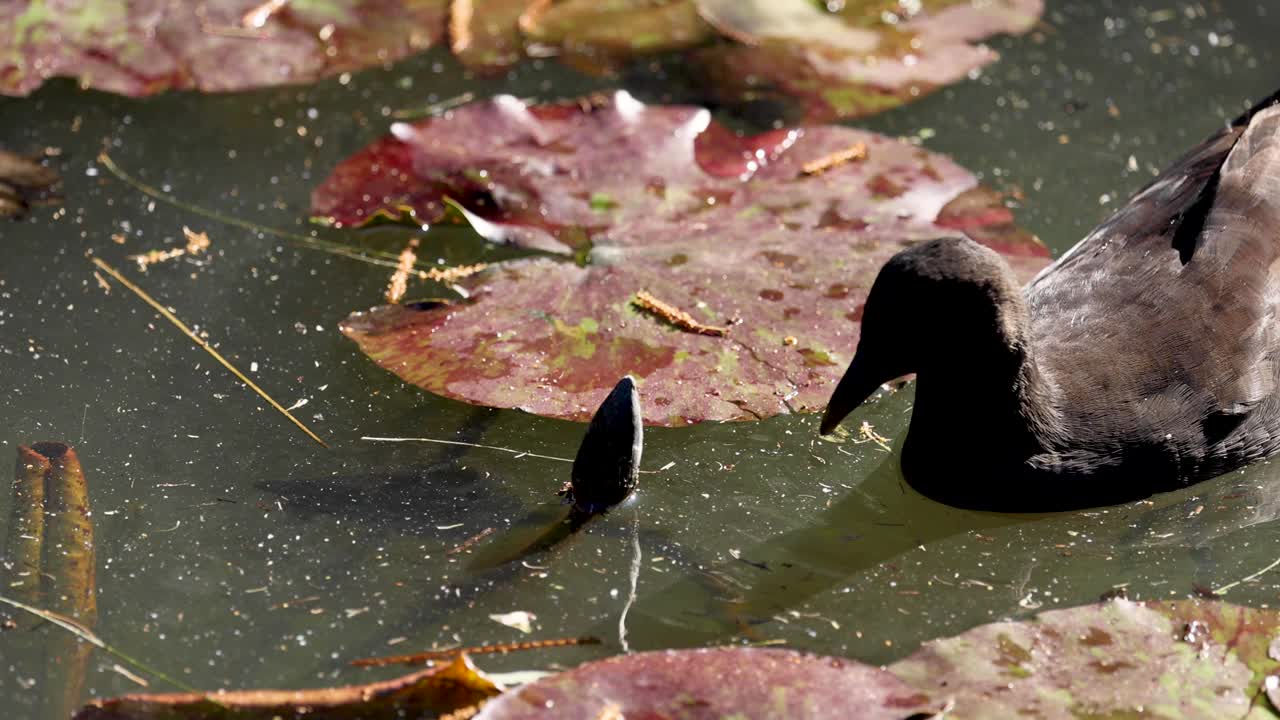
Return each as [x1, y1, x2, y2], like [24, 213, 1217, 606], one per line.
[2, 1, 1279, 716]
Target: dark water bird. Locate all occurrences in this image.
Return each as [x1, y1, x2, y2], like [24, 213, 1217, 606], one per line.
[821, 88, 1280, 511]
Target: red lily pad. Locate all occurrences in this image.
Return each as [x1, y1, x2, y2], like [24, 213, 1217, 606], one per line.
[475, 647, 934, 719]
[318, 92, 1049, 425]
[475, 601, 1278, 719]
[694, 0, 1044, 122]
[0, 0, 448, 97]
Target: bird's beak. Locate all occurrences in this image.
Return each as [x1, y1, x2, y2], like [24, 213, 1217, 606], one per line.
[819, 354, 889, 435]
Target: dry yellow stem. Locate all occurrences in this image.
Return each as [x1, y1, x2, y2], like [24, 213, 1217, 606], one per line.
[633, 290, 728, 337]
[91, 258, 328, 449]
[801, 142, 867, 176]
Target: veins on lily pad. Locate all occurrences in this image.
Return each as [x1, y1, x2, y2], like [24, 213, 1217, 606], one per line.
[316, 91, 1049, 425]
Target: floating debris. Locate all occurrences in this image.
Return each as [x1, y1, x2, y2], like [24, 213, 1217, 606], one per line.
[128, 225, 211, 270]
[801, 142, 868, 176]
[632, 290, 728, 337]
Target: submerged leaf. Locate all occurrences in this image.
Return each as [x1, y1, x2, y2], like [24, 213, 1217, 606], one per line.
[4, 443, 98, 720]
[0, 0, 449, 97]
[320, 93, 1048, 425]
[694, 0, 1044, 121]
[75, 654, 501, 719]
[475, 647, 933, 719]
[0, 148, 61, 218]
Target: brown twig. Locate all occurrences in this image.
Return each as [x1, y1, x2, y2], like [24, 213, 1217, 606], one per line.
[91, 258, 329, 448]
[351, 636, 600, 668]
[801, 143, 867, 176]
[446, 527, 495, 556]
[633, 290, 728, 337]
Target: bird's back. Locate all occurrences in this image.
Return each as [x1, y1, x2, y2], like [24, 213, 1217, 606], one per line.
[1024, 98, 1280, 481]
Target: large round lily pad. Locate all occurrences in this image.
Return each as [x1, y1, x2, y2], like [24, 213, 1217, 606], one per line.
[1, 0, 447, 97]
[318, 92, 1049, 425]
[475, 647, 934, 719]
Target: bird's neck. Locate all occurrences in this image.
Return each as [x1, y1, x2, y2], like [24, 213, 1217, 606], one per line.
[906, 307, 1062, 472]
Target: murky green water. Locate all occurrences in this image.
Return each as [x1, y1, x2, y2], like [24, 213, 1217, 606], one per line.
[2, 1, 1279, 716]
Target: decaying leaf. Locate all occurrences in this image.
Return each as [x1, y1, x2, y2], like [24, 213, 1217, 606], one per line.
[3, 443, 98, 720]
[317, 92, 1048, 425]
[75, 654, 503, 719]
[0, 0, 449, 97]
[0, 148, 61, 218]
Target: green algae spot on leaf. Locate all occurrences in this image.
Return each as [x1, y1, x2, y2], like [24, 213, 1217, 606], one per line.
[315, 92, 1049, 426]
[474, 600, 1279, 719]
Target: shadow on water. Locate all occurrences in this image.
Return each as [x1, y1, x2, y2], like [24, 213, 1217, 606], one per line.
[603, 450, 1031, 648]
[606, 450, 1280, 652]
[255, 406, 505, 530]
[466, 502, 599, 571]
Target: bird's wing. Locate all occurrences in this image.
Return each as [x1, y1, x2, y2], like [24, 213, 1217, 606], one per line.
[1030, 90, 1280, 427]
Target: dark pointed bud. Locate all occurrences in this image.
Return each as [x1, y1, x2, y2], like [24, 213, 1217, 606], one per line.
[564, 376, 643, 513]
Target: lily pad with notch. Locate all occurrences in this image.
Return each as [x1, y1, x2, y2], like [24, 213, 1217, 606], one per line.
[319, 91, 1050, 425]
